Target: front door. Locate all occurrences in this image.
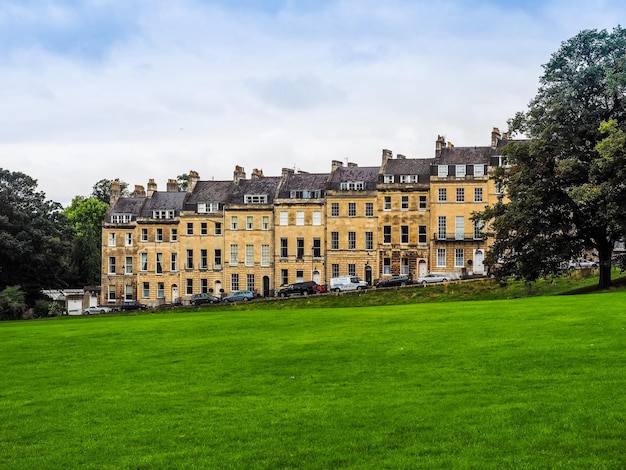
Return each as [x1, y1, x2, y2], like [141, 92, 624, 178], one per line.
[364, 266, 373, 285]
[473, 249, 485, 275]
[172, 285, 179, 303]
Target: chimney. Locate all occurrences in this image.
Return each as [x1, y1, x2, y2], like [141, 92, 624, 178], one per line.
[447, 142, 454, 148]
[187, 170, 200, 193]
[132, 185, 146, 198]
[397, 154, 406, 160]
[347, 162, 358, 168]
[435, 135, 446, 156]
[147, 179, 157, 197]
[167, 179, 178, 192]
[251, 168, 264, 180]
[382, 149, 393, 165]
[331, 160, 343, 171]
[491, 127, 501, 148]
[110, 181, 121, 206]
[233, 165, 246, 184]
[502, 131, 509, 141]
[281, 167, 294, 177]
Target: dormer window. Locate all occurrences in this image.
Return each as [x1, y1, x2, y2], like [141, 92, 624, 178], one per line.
[456, 165, 467, 177]
[152, 210, 174, 220]
[438, 165, 448, 177]
[400, 175, 419, 183]
[111, 214, 132, 224]
[383, 175, 394, 183]
[197, 202, 220, 213]
[290, 190, 321, 199]
[245, 194, 268, 204]
[340, 181, 365, 191]
[474, 164, 485, 177]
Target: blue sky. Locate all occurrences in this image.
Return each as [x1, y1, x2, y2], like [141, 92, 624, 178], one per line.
[1, 0, 624, 205]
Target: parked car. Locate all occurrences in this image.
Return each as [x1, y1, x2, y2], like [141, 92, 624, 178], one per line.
[417, 273, 449, 285]
[277, 281, 319, 297]
[190, 293, 220, 305]
[222, 290, 254, 303]
[83, 305, 114, 315]
[568, 259, 598, 269]
[329, 276, 369, 292]
[120, 300, 148, 311]
[375, 275, 413, 288]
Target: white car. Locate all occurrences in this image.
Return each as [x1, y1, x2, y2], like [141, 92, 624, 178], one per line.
[83, 306, 114, 315]
[417, 274, 449, 285]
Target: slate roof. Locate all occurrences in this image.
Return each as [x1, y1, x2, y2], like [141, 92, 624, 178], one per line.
[382, 158, 433, 175]
[186, 180, 235, 206]
[105, 197, 146, 223]
[140, 191, 187, 217]
[229, 177, 282, 204]
[328, 166, 379, 190]
[434, 144, 505, 165]
[277, 172, 330, 198]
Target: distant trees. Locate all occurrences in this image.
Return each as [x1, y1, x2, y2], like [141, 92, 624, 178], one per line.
[91, 178, 128, 204]
[477, 27, 626, 289]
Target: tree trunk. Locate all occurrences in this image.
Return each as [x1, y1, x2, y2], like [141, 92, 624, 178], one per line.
[597, 247, 613, 290]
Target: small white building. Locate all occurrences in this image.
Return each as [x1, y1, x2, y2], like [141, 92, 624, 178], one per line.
[42, 289, 85, 316]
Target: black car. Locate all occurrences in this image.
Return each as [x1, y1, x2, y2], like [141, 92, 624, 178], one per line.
[190, 293, 220, 305]
[121, 300, 148, 311]
[375, 275, 413, 288]
[277, 281, 319, 297]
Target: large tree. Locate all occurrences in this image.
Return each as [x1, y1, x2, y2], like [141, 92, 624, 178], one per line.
[478, 27, 626, 289]
[0, 169, 72, 302]
[91, 178, 128, 204]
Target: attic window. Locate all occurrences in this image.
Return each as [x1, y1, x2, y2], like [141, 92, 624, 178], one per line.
[245, 194, 267, 204]
[474, 164, 485, 177]
[111, 214, 132, 224]
[197, 202, 220, 213]
[290, 190, 321, 199]
[383, 175, 394, 183]
[152, 210, 174, 219]
[456, 165, 467, 177]
[340, 181, 365, 191]
[437, 165, 448, 177]
[400, 175, 419, 183]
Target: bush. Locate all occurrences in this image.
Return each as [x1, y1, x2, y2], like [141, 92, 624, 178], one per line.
[0, 286, 26, 320]
[34, 299, 63, 318]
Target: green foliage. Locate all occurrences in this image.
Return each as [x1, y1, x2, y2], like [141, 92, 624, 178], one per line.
[1, 292, 626, 467]
[0, 286, 26, 320]
[33, 299, 62, 318]
[177, 173, 189, 191]
[477, 27, 626, 288]
[90, 178, 128, 205]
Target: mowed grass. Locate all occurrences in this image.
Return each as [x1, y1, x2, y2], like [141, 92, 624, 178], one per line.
[1, 292, 626, 469]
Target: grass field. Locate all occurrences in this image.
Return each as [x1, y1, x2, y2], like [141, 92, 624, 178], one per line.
[1, 289, 626, 469]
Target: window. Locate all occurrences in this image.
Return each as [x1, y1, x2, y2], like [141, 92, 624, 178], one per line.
[230, 245, 238, 265]
[348, 203, 356, 217]
[125, 257, 132, 274]
[214, 249, 222, 269]
[142, 282, 149, 299]
[214, 222, 222, 235]
[200, 249, 208, 270]
[474, 164, 485, 177]
[156, 253, 163, 274]
[281, 269, 289, 286]
[197, 203, 206, 213]
[401, 196, 409, 211]
[437, 249, 446, 267]
[384, 196, 391, 210]
[280, 238, 288, 258]
[156, 228, 163, 242]
[108, 233, 116, 246]
[383, 226, 391, 244]
[331, 203, 339, 217]
[384, 174, 394, 183]
[474, 220, 484, 240]
[186, 279, 193, 295]
[401, 226, 409, 244]
[495, 182, 504, 195]
[365, 232, 373, 250]
[231, 274, 239, 291]
[438, 165, 448, 177]
[246, 274, 255, 292]
[419, 226, 427, 244]
[419, 196, 427, 210]
[125, 233, 132, 246]
[246, 245, 254, 266]
[171, 253, 178, 272]
[340, 181, 364, 190]
[261, 245, 270, 266]
[262, 216, 270, 230]
[111, 214, 131, 224]
[141, 228, 148, 242]
[296, 238, 305, 259]
[455, 249, 465, 267]
[201, 222, 208, 235]
[123, 285, 132, 301]
[296, 212, 304, 226]
[400, 175, 419, 183]
[141, 253, 148, 271]
[438, 188, 447, 202]
[313, 211, 321, 226]
[348, 264, 356, 276]
[456, 188, 465, 202]
[290, 190, 321, 199]
[401, 258, 410, 275]
[186, 223, 193, 235]
[170, 228, 178, 242]
[186, 249, 194, 269]
[331, 232, 339, 250]
[197, 202, 220, 213]
[455, 216, 465, 240]
[331, 264, 339, 278]
[456, 165, 467, 177]
[157, 282, 165, 299]
[244, 195, 267, 204]
[383, 258, 391, 275]
[296, 270, 304, 282]
[280, 212, 288, 225]
[108, 257, 116, 274]
[108, 285, 116, 302]
[231, 216, 238, 230]
[313, 238, 321, 258]
[438, 216, 447, 240]
[348, 232, 356, 250]
[201, 279, 208, 294]
[365, 202, 374, 217]
[246, 216, 253, 230]
[474, 187, 483, 202]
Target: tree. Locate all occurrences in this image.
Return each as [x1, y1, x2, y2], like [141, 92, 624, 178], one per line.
[91, 178, 128, 204]
[0, 169, 71, 302]
[0, 286, 26, 321]
[177, 173, 189, 191]
[477, 27, 626, 289]
[63, 196, 109, 286]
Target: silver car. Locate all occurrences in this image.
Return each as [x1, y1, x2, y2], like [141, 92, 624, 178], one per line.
[417, 274, 449, 285]
[83, 306, 114, 315]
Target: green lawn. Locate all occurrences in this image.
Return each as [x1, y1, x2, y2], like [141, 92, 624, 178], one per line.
[1, 291, 626, 469]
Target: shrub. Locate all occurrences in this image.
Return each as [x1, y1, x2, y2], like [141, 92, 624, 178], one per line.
[0, 286, 26, 320]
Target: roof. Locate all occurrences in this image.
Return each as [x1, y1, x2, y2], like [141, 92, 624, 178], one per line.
[330, 165, 379, 183]
[230, 177, 282, 204]
[383, 157, 433, 175]
[109, 197, 145, 215]
[140, 191, 187, 216]
[277, 172, 330, 198]
[186, 180, 235, 204]
[434, 145, 500, 165]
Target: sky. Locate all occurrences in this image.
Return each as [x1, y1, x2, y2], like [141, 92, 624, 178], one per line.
[1, 0, 625, 206]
